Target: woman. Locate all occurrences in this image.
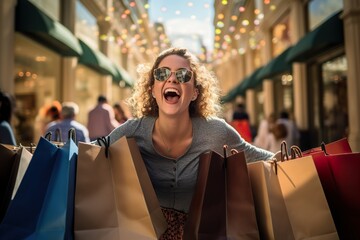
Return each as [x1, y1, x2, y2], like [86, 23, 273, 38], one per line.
[105, 48, 274, 238]
[0, 91, 16, 145]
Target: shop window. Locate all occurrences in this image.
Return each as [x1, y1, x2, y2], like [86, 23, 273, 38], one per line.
[29, 0, 60, 21]
[75, 0, 99, 49]
[14, 33, 61, 145]
[307, 0, 343, 30]
[321, 55, 348, 142]
[271, 15, 291, 57]
[274, 73, 294, 116]
[74, 65, 103, 125]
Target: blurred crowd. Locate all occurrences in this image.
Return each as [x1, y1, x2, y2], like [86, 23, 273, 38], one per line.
[0, 90, 130, 146]
[229, 103, 300, 153]
[1, 89, 299, 152]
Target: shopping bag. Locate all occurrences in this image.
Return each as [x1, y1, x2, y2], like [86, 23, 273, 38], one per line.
[183, 147, 260, 240]
[10, 146, 33, 200]
[302, 137, 352, 155]
[306, 150, 360, 239]
[74, 136, 167, 240]
[247, 160, 295, 240]
[0, 144, 18, 221]
[266, 142, 339, 240]
[0, 135, 78, 240]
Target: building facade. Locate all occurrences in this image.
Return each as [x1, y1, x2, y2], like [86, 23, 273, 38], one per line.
[216, 0, 360, 151]
[1, 0, 360, 151]
[0, 0, 170, 144]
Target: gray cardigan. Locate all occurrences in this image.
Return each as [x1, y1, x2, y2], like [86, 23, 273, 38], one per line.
[106, 116, 274, 213]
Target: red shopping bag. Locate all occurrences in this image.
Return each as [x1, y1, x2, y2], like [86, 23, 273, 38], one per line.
[291, 141, 359, 240]
[302, 138, 352, 155]
[311, 151, 360, 240]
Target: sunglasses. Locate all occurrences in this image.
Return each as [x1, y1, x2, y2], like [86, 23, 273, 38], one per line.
[153, 67, 193, 83]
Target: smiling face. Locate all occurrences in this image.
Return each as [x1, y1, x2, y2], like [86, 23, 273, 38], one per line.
[152, 54, 198, 118]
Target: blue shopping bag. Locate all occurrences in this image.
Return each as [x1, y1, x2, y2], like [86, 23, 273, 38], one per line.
[0, 144, 18, 222]
[0, 136, 78, 240]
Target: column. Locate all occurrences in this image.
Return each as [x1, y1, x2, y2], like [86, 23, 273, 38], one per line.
[288, 0, 310, 149]
[98, 10, 113, 101]
[289, 0, 307, 131]
[262, 31, 275, 118]
[342, 0, 360, 151]
[263, 80, 274, 117]
[61, 0, 77, 102]
[245, 49, 256, 125]
[246, 90, 257, 126]
[0, 0, 16, 93]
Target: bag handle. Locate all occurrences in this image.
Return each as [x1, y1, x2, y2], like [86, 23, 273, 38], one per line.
[320, 142, 329, 155]
[44, 131, 52, 141]
[223, 145, 228, 168]
[290, 145, 303, 159]
[68, 127, 76, 143]
[54, 128, 62, 142]
[29, 143, 36, 153]
[43, 130, 64, 147]
[97, 136, 110, 158]
[280, 141, 290, 161]
[223, 145, 242, 169]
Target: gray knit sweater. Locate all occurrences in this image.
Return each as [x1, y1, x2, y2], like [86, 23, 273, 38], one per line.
[106, 116, 274, 213]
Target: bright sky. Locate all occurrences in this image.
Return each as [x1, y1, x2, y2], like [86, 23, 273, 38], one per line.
[148, 0, 214, 55]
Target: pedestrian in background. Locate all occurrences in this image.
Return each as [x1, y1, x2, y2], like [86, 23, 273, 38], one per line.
[113, 102, 128, 124]
[87, 95, 119, 141]
[253, 113, 276, 150]
[267, 122, 288, 153]
[230, 103, 253, 143]
[46, 101, 90, 144]
[0, 91, 16, 145]
[277, 110, 300, 151]
[34, 101, 62, 141]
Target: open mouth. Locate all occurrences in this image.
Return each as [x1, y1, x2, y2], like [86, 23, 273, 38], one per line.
[164, 88, 180, 103]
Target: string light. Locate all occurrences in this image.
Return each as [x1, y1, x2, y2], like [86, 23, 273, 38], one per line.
[99, 2, 280, 64]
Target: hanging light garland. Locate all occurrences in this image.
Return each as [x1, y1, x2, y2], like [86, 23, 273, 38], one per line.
[101, 0, 279, 65]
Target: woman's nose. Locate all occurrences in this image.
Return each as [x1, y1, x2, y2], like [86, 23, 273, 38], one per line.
[167, 72, 179, 83]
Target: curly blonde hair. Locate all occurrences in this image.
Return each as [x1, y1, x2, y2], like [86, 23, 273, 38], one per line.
[127, 47, 222, 118]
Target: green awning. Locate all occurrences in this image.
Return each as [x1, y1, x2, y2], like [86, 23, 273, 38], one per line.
[257, 47, 293, 79]
[113, 63, 134, 87]
[221, 77, 249, 103]
[286, 11, 343, 63]
[15, 0, 82, 57]
[245, 67, 265, 89]
[221, 67, 264, 103]
[78, 40, 117, 77]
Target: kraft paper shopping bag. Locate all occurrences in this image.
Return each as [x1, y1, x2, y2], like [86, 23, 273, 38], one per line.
[247, 160, 295, 240]
[74, 136, 167, 239]
[184, 148, 259, 240]
[275, 151, 339, 239]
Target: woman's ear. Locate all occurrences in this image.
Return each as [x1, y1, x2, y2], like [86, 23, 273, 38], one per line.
[150, 87, 156, 98]
[192, 88, 199, 101]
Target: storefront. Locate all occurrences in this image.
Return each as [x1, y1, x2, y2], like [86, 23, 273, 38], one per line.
[14, 33, 63, 143]
[10, 0, 133, 144]
[287, 10, 346, 147]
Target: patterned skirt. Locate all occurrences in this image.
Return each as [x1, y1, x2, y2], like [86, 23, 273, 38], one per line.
[159, 207, 188, 240]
